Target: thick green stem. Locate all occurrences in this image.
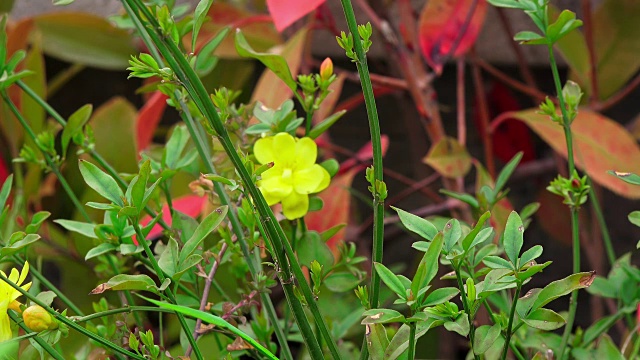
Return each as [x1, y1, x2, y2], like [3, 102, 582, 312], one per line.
[408, 321, 417, 360]
[122, 1, 339, 358]
[501, 282, 522, 360]
[0, 272, 145, 360]
[131, 222, 203, 360]
[548, 44, 582, 359]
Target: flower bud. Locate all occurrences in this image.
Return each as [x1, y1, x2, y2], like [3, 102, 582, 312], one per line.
[319, 58, 333, 81]
[23, 305, 58, 332]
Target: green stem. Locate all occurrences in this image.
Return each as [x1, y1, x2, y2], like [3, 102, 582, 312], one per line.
[455, 268, 479, 360]
[588, 180, 615, 266]
[8, 311, 65, 360]
[408, 321, 417, 360]
[337, 2, 385, 359]
[105, 254, 144, 328]
[548, 44, 582, 360]
[131, 221, 203, 360]
[0, 272, 145, 360]
[501, 282, 522, 360]
[305, 108, 313, 136]
[46, 63, 85, 98]
[482, 300, 525, 360]
[73, 305, 173, 323]
[123, 1, 338, 358]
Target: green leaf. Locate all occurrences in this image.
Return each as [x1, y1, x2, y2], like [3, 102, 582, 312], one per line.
[158, 237, 179, 278]
[422, 287, 460, 307]
[439, 189, 480, 208]
[547, 10, 582, 42]
[61, 104, 92, 157]
[195, 27, 229, 76]
[443, 219, 461, 252]
[486, 0, 523, 8]
[324, 272, 361, 292]
[297, 231, 334, 268]
[192, 0, 215, 53]
[495, 152, 522, 195]
[320, 223, 346, 242]
[0, 174, 12, 211]
[85, 243, 118, 260]
[25, 211, 50, 234]
[0, 234, 40, 257]
[163, 125, 190, 170]
[309, 110, 347, 139]
[90, 274, 158, 294]
[392, 206, 438, 241]
[235, 29, 296, 91]
[361, 309, 406, 324]
[34, 13, 135, 70]
[131, 160, 151, 212]
[519, 245, 543, 266]
[385, 319, 440, 360]
[374, 262, 407, 300]
[516, 261, 552, 282]
[628, 211, 640, 227]
[523, 308, 566, 330]
[175, 254, 203, 281]
[474, 324, 501, 355]
[179, 206, 228, 264]
[503, 211, 524, 267]
[609, 171, 640, 185]
[79, 160, 124, 206]
[514, 31, 547, 44]
[412, 233, 444, 302]
[444, 314, 470, 336]
[523, 272, 596, 315]
[365, 323, 390, 360]
[483, 256, 513, 270]
[595, 334, 624, 360]
[462, 211, 491, 251]
[141, 296, 279, 360]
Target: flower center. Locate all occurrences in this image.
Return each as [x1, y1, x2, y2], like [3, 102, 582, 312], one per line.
[281, 168, 293, 181]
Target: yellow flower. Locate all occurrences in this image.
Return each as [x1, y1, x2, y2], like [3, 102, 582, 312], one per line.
[23, 305, 57, 332]
[0, 262, 31, 342]
[254, 133, 330, 220]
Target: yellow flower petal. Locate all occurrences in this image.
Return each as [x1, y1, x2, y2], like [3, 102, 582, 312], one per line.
[293, 166, 324, 194]
[259, 176, 293, 198]
[254, 136, 275, 165]
[314, 165, 331, 193]
[8, 269, 18, 284]
[272, 133, 296, 165]
[294, 137, 317, 169]
[281, 191, 309, 220]
[18, 262, 28, 285]
[0, 311, 11, 342]
[260, 188, 282, 206]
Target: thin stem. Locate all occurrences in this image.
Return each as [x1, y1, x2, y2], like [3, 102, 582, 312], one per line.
[471, 58, 496, 178]
[455, 268, 479, 360]
[8, 311, 65, 360]
[131, 222, 203, 360]
[588, 181, 615, 266]
[123, 1, 337, 358]
[501, 282, 522, 360]
[482, 300, 525, 360]
[548, 43, 582, 360]
[0, 272, 146, 360]
[47, 63, 85, 98]
[73, 306, 174, 323]
[408, 321, 417, 360]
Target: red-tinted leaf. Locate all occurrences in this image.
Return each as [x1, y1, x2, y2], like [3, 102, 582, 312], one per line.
[0, 155, 9, 184]
[136, 91, 168, 152]
[135, 195, 207, 244]
[266, 0, 325, 32]
[423, 137, 472, 178]
[337, 135, 390, 175]
[535, 189, 587, 247]
[418, 0, 488, 74]
[494, 109, 640, 198]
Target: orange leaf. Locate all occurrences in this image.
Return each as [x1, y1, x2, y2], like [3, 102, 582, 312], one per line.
[495, 109, 640, 198]
[136, 91, 168, 152]
[418, 0, 488, 74]
[266, 0, 325, 32]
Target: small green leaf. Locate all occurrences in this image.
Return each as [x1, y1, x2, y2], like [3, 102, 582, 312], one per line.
[320, 223, 345, 242]
[131, 160, 151, 212]
[514, 31, 547, 44]
[503, 211, 524, 266]
[0, 234, 40, 257]
[595, 334, 624, 360]
[444, 314, 469, 336]
[25, 211, 50, 234]
[158, 237, 179, 277]
[361, 309, 406, 324]
[462, 211, 491, 251]
[522, 272, 596, 315]
[365, 323, 390, 360]
[628, 211, 640, 227]
[439, 189, 480, 208]
[495, 152, 523, 195]
[175, 254, 203, 281]
[483, 256, 513, 270]
[180, 206, 228, 263]
[79, 160, 124, 206]
[297, 231, 334, 268]
[392, 206, 438, 241]
[309, 110, 347, 139]
[443, 219, 461, 252]
[163, 125, 189, 170]
[374, 262, 407, 300]
[0, 174, 13, 211]
[522, 308, 566, 330]
[85, 243, 118, 260]
[474, 324, 501, 355]
[61, 104, 92, 157]
[486, 0, 523, 9]
[422, 287, 460, 307]
[384, 319, 440, 360]
[519, 245, 543, 266]
[191, 0, 215, 52]
[412, 233, 444, 302]
[609, 171, 640, 185]
[90, 274, 158, 294]
[324, 272, 361, 292]
[235, 29, 296, 91]
[53, 220, 97, 238]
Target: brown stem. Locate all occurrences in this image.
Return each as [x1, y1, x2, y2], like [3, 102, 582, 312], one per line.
[593, 73, 640, 111]
[185, 242, 229, 357]
[496, 8, 538, 90]
[470, 55, 549, 102]
[457, 58, 467, 146]
[471, 57, 496, 178]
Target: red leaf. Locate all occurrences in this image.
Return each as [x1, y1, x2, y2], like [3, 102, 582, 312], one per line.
[418, 0, 488, 74]
[0, 155, 9, 185]
[136, 91, 168, 153]
[266, 0, 325, 32]
[134, 195, 206, 245]
[337, 135, 390, 175]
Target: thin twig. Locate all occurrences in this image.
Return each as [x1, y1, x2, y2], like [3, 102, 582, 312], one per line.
[496, 8, 538, 90]
[185, 241, 230, 357]
[470, 55, 548, 102]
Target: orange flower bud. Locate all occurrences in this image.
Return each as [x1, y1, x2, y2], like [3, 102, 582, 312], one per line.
[23, 305, 58, 332]
[319, 58, 333, 81]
